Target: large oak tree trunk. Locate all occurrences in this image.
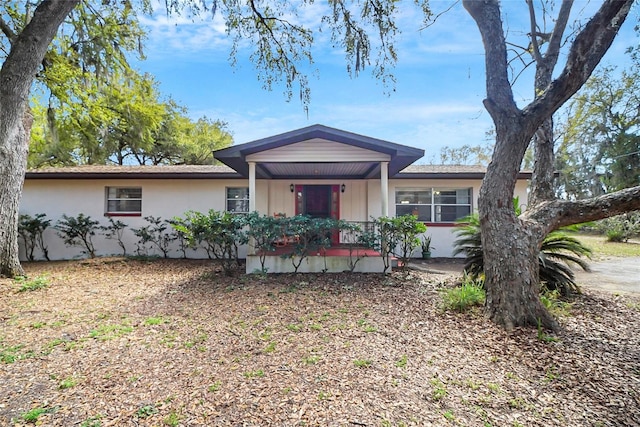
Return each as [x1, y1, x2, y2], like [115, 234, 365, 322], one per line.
[464, 0, 635, 330]
[479, 121, 558, 330]
[0, 0, 78, 277]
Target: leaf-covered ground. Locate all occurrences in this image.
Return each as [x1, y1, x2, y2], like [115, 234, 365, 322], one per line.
[0, 258, 639, 426]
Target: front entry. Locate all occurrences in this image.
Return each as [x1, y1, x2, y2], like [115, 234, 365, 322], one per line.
[294, 184, 340, 245]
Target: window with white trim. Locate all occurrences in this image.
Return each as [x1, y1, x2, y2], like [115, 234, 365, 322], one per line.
[106, 187, 142, 215]
[395, 188, 472, 222]
[226, 187, 250, 213]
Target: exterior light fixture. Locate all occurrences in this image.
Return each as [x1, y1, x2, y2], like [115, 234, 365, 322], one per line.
[290, 184, 295, 193]
[341, 184, 346, 193]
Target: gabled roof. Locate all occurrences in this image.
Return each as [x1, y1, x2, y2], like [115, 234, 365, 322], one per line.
[213, 124, 425, 179]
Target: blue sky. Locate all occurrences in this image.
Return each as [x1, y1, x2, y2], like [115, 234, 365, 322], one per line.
[131, 1, 638, 163]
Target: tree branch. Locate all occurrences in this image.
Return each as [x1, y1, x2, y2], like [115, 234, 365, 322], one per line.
[524, 0, 633, 124]
[525, 0, 544, 64]
[462, 0, 518, 121]
[545, 0, 573, 66]
[0, 15, 17, 43]
[522, 185, 640, 233]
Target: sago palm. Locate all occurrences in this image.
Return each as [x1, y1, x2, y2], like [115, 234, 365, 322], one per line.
[453, 214, 591, 296]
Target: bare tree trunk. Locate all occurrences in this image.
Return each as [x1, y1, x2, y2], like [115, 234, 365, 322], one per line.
[479, 121, 558, 330]
[0, 0, 78, 277]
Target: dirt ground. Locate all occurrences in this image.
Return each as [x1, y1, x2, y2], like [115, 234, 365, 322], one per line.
[1, 258, 639, 426]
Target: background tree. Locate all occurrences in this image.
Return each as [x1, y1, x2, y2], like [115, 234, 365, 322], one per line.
[556, 65, 640, 199]
[1, 0, 430, 277]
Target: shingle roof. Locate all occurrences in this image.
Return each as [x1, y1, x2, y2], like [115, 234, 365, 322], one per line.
[398, 164, 532, 179]
[25, 164, 241, 179]
[25, 163, 532, 180]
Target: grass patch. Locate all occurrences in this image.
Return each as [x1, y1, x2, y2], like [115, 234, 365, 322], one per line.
[353, 359, 372, 368]
[207, 381, 222, 392]
[20, 406, 53, 423]
[441, 279, 485, 312]
[243, 369, 265, 378]
[89, 323, 134, 341]
[14, 275, 49, 292]
[1, 342, 35, 364]
[59, 375, 79, 389]
[574, 234, 640, 258]
[80, 415, 102, 427]
[430, 378, 447, 401]
[143, 316, 168, 326]
[135, 404, 158, 419]
[395, 354, 407, 368]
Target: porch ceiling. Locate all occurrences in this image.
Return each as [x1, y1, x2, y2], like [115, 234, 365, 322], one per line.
[257, 162, 379, 179]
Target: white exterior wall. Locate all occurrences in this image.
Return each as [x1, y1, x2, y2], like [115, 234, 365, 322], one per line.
[388, 178, 529, 258]
[20, 176, 529, 262]
[20, 178, 248, 261]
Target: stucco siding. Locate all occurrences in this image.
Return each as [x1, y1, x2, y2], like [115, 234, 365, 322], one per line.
[20, 178, 249, 261]
[19, 176, 530, 262]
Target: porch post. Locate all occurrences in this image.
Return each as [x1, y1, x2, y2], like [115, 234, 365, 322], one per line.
[248, 161, 256, 213]
[380, 161, 389, 217]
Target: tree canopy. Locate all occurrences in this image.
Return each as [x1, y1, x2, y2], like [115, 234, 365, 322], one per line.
[556, 65, 640, 199]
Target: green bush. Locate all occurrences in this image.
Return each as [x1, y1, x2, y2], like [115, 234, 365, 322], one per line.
[173, 210, 247, 275]
[441, 276, 485, 312]
[597, 212, 640, 242]
[18, 213, 51, 261]
[131, 216, 175, 258]
[56, 214, 100, 258]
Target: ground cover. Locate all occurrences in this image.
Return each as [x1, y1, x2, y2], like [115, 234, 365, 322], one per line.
[0, 258, 639, 426]
[574, 233, 640, 258]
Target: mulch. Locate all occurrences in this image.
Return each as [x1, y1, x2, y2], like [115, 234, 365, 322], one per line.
[0, 258, 639, 426]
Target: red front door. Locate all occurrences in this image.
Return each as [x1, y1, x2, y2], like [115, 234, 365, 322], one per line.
[295, 184, 340, 245]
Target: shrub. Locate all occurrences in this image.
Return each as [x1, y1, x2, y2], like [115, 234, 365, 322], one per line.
[175, 210, 247, 275]
[596, 211, 640, 242]
[18, 213, 51, 261]
[56, 213, 100, 258]
[244, 212, 282, 273]
[453, 211, 591, 296]
[132, 216, 175, 258]
[100, 217, 128, 256]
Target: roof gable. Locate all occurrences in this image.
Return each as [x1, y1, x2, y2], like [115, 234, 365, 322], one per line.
[213, 124, 424, 178]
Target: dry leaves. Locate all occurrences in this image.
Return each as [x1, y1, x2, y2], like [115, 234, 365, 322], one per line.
[0, 258, 639, 426]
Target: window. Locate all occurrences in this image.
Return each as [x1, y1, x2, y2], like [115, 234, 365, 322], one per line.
[226, 187, 249, 213]
[395, 188, 472, 223]
[106, 187, 142, 215]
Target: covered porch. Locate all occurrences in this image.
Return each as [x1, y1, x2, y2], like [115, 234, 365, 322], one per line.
[213, 125, 424, 273]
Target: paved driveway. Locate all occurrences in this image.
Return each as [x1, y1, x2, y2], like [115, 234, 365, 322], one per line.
[414, 257, 640, 295]
[573, 257, 640, 294]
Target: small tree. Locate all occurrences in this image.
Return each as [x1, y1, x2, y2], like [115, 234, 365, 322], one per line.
[168, 217, 192, 259]
[280, 215, 313, 273]
[339, 220, 376, 273]
[372, 216, 398, 274]
[56, 214, 100, 258]
[131, 216, 176, 258]
[244, 212, 281, 273]
[100, 218, 128, 256]
[393, 215, 427, 274]
[18, 213, 51, 261]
